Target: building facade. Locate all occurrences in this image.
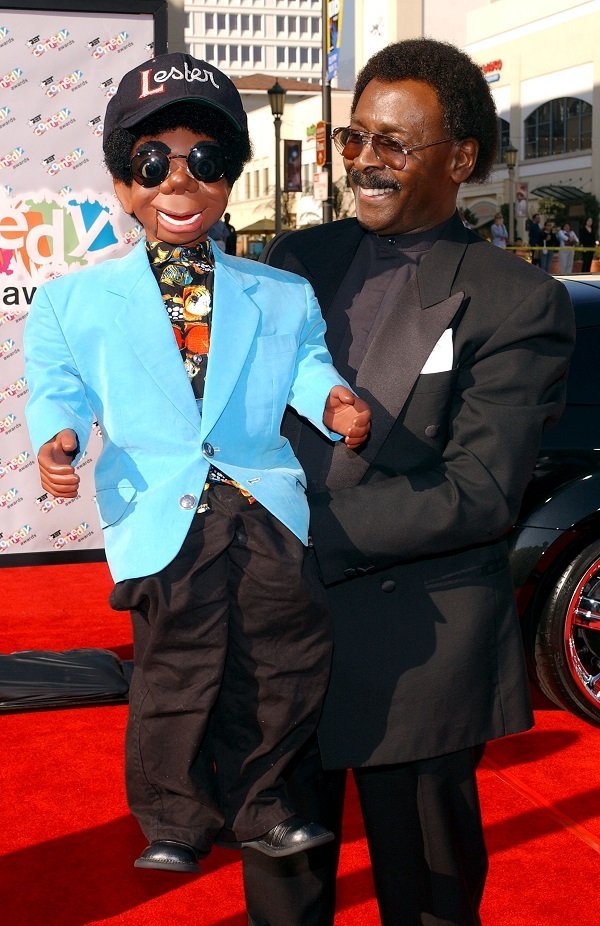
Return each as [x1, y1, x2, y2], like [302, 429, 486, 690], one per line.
[458, 0, 600, 241]
[184, 0, 323, 83]
[182, 1, 600, 253]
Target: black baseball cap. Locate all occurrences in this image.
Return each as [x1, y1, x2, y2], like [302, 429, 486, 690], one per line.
[103, 53, 247, 143]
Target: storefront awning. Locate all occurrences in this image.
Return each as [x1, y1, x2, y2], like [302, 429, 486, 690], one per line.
[236, 218, 276, 235]
[530, 185, 585, 204]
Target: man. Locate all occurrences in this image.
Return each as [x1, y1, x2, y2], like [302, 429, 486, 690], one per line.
[528, 212, 542, 265]
[539, 219, 558, 273]
[224, 211, 238, 255]
[207, 215, 229, 250]
[241, 38, 575, 926]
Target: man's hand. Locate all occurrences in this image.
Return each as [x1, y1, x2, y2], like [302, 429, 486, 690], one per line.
[37, 429, 80, 498]
[324, 386, 371, 449]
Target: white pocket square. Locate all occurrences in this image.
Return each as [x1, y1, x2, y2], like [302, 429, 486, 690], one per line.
[420, 328, 454, 374]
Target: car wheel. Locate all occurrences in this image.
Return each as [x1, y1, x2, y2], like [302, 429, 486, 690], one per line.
[534, 539, 600, 727]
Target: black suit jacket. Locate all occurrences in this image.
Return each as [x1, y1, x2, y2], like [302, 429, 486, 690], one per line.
[262, 213, 575, 768]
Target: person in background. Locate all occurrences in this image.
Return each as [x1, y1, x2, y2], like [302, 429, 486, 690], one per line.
[557, 221, 579, 274]
[241, 37, 575, 926]
[207, 215, 229, 251]
[528, 212, 542, 265]
[579, 216, 597, 272]
[24, 52, 371, 878]
[514, 237, 530, 260]
[490, 211, 508, 247]
[223, 211, 237, 255]
[539, 219, 558, 273]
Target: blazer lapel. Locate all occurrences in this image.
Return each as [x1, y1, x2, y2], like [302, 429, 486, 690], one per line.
[112, 242, 201, 431]
[200, 251, 260, 436]
[326, 222, 469, 490]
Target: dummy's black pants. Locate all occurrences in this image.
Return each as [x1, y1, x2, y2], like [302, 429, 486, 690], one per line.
[110, 484, 331, 854]
[242, 742, 487, 926]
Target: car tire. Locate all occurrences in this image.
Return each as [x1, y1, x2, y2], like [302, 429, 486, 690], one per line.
[534, 539, 600, 727]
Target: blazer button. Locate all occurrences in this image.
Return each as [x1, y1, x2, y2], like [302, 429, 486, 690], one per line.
[425, 425, 440, 438]
[179, 494, 197, 510]
[381, 579, 396, 593]
[202, 442, 214, 457]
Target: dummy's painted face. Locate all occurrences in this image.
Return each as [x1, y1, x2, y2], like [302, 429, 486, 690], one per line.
[113, 127, 231, 246]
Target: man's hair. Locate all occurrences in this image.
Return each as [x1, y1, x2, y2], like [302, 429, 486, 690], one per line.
[352, 39, 498, 183]
[103, 101, 252, 186]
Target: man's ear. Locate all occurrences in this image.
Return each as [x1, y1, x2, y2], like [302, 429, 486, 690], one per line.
[113, 178, 134, 216]
[450, 138, 479, 184]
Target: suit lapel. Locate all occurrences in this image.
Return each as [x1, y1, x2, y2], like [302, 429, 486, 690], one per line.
[325, 219, 469, 490]
[268, 219, 364, 319]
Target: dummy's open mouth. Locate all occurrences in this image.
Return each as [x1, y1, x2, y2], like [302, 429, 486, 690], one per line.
[157, 210, 203, 228]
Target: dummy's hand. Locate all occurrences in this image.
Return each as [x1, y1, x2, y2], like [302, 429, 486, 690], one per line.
[37, 429, 80, 498]
[324, 386, 371, 449]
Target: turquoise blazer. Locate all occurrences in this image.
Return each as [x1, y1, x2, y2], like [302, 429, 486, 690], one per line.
[24, 239, 347, 582]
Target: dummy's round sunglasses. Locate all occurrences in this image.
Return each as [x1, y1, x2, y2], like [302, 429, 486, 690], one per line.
[130, 141, 226, 187]
[331, 126, 453, 170]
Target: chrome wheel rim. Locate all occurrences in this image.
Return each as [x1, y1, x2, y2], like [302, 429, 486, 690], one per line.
[565, 557, 600, 710]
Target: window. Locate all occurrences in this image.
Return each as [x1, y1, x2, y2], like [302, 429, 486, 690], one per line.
[254, 171, 260, 198]
[205, 12, 214, 31]
[217, 13, 226, 31]
[300, 47, 308, 65]
[244, 173, 251, 199]
[242, 45, 250, 63]
[525, 97, 592, 159]
[277, 46, 285, 65]
[241, 13, 250, 30]
[253, 45, 262, 64]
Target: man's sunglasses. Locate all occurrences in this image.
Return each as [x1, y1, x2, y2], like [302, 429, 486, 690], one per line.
[331, 126, 453, 171]
[130, 141, 226, 187]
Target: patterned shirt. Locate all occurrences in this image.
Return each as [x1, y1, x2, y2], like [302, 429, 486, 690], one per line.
[146, 239, 254, 503]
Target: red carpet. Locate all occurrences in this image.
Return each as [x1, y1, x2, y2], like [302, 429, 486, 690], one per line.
[1, 562, 599, 925]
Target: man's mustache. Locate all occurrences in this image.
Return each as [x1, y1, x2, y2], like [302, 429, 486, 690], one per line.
[348, 168, 402, 191]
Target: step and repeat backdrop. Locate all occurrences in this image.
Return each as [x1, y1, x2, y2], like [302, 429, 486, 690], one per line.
[0, 1, 167, 564]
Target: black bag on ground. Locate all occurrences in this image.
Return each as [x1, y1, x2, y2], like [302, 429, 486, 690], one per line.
[0, 648, 132, 712]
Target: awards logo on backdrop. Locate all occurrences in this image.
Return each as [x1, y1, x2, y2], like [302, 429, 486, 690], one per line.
[0, 2, 166, 563]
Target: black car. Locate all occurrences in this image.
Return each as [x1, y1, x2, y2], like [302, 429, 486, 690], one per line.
[509, 273, 600, 727]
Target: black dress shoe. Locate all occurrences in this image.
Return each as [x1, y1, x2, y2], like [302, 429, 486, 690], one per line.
[241, 815, 334, 858]
[134, 840, 200, 873]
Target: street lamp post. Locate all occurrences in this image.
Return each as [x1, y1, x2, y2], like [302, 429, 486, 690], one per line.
[503, 142, 518, 247]
[268, 81, 286, 236]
